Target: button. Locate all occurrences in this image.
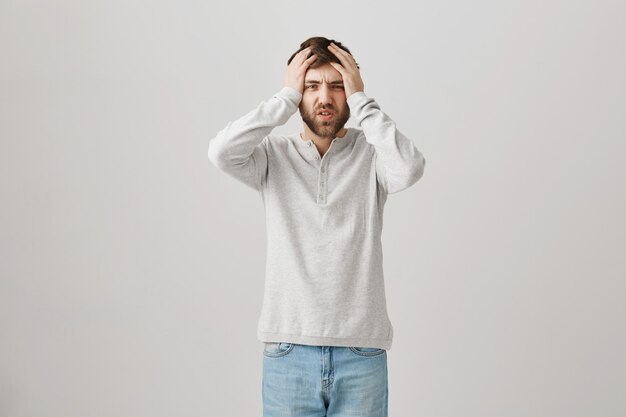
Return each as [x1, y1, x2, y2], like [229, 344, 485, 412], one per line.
[314, 155, 319, 160]
[307, 142, 312, 147]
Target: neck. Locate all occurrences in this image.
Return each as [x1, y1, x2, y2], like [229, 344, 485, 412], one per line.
[300, 126, 348, 144]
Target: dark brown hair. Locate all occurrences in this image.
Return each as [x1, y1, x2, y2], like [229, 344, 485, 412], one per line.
[287, 36, 360, 69]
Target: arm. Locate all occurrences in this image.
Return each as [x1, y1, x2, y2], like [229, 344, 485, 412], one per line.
[348, 92, 426, 194]
[208, 46, 317, 191]
[326, 42, 425, 194]
[207, 87, 302, 191]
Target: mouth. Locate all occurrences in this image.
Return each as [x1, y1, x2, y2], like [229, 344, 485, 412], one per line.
[317, 110, 335, 120]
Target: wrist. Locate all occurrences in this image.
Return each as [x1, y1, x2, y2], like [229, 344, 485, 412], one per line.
[276, 86, 303, 105]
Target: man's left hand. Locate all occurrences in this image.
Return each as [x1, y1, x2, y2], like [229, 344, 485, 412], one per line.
[327, 43, 365, 99]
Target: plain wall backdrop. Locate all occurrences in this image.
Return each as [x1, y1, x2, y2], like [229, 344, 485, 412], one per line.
[1, 0, 625, 416]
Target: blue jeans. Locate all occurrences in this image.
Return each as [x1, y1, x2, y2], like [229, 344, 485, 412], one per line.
[262, 342, 388, 417]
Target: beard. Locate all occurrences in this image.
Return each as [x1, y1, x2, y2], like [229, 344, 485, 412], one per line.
[299, 104, 350, 139]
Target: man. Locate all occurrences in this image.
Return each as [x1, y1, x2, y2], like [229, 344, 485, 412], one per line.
[208, 36, 425, 417]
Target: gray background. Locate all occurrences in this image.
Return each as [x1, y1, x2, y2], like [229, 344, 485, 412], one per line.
[1, 0, 625, 416]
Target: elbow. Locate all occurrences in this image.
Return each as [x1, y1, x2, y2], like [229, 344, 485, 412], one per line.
[208, 138, 227, 169]
[405, 152, 425, 186]
[412, 153, 426, 182]
[386, 154, 425, 194]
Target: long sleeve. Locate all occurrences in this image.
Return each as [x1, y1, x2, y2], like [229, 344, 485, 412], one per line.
[208, 86, 303, 191]
[347, 91, 426, 194]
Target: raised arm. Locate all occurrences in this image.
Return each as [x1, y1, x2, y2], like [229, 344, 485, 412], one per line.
[208, 47, 317, 191]
[327, 42, 425, 194]
[208, 87, 301, 191]
[348, 92, 426, 194]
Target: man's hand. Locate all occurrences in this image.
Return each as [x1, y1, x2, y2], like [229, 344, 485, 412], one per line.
[284, 47, 318, 95]
[327, 42, 365, 99]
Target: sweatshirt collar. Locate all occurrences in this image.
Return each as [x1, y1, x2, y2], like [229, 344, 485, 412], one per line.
[296, 127, 353, 149]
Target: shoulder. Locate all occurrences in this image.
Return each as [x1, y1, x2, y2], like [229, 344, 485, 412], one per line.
[350, 127, 375, 154]
[264, 134, 297, 152]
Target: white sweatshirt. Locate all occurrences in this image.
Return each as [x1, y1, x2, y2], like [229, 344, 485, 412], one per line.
[208, 86, 425, 350]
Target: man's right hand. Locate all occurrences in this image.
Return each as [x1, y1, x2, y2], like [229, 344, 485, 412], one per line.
[284, 47, 317, 95]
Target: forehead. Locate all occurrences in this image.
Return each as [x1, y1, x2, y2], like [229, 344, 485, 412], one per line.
[304, 64, 343, 83]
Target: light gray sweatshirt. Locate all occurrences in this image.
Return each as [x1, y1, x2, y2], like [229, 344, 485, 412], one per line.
[208, 86, 425, 350]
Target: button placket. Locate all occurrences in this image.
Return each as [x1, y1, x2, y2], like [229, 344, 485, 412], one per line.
[318, 157, 330, 204]
[306, 140, 321, 164]
[303, 136, 341, 205]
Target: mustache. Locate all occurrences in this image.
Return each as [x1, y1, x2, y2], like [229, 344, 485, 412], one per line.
[314, 107, 336, 113]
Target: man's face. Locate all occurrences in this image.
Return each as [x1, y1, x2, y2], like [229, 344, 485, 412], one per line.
[299, 63, 350, 138]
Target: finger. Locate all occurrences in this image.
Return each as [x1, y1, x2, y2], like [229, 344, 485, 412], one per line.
[328, 44, 357, 69]
[328, 61, 345, 75]
[328, 43, 345, 55]
[304, 54, 317, 66]
[299, 47, 312, 58]
[292, 47, 311, 65]
[333, 56, 355, 75]
[298, 50, 317, 69]
[328, 49, 352, 69]
[331, 43, 356, 64]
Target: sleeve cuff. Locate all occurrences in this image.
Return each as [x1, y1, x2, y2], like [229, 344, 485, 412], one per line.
[274, 86, 303, 106]
[346, 91, 369, 110]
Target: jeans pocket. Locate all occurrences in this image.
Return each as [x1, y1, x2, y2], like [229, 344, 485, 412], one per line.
[263, 342, 295, 358]
[349, 346, 386, 356]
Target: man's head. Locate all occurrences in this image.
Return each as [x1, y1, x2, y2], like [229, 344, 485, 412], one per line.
[287, 37, 359, 71]
[288, 37, 359, 139]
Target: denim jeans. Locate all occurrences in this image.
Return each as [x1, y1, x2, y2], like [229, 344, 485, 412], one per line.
[262, 342, 388, 417]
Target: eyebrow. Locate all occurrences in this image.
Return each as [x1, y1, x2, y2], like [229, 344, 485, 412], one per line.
[304, 80, 344, 85]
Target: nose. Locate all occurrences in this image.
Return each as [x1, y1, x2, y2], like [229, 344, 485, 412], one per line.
[318, 84, 333, 105]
